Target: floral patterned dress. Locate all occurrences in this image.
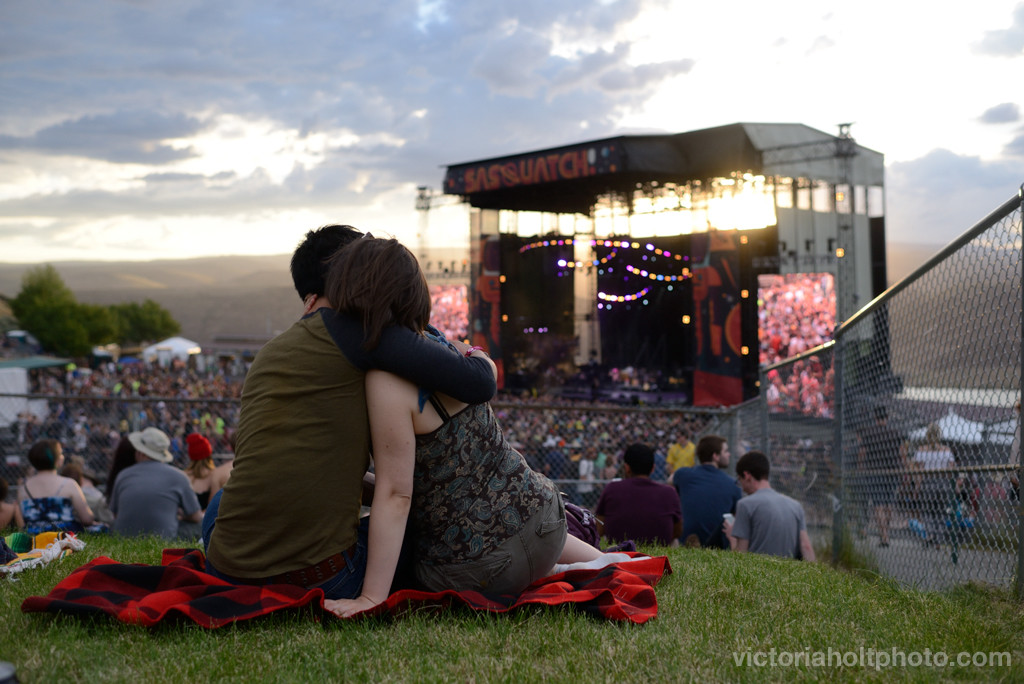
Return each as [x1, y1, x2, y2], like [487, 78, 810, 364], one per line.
[412, 399, 559, 565]
[20, 481, 82, 535]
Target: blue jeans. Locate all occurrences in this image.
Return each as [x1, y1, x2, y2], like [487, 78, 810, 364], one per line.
[201, 489, 368, 599]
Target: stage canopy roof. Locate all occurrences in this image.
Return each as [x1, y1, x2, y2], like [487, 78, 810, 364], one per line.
[442, 122, 884, 215]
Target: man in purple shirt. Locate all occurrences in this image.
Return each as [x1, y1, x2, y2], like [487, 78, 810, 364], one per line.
[595, 444, 682, 546]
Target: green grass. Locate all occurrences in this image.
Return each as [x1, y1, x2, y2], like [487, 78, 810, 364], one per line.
[2, 534, 1023, 683]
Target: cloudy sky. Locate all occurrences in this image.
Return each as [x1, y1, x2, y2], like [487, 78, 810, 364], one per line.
[1, 0, 1022, 263]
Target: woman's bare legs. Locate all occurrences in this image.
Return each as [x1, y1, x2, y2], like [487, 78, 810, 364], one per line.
[545, 535, 643, 576]
[558, 533, 604, 563]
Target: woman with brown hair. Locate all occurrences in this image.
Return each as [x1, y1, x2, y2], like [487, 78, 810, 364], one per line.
[17, 439, 95, 534]
[322, 238, 629, 618]
[106, 437, 137, 501]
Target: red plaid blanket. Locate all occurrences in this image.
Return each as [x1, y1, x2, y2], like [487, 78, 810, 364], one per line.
[22, 549, 670, 627]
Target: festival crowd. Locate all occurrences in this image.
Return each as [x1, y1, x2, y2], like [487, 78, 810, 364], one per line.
[758, 273, 836, 418]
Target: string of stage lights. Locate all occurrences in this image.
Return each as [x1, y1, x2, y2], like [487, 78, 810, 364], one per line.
[517, 237, 692, 303]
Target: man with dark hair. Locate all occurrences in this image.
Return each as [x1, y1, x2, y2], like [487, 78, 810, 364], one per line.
[725, 451, 816, 561]
[672, 434, 741, 548]
[289, 224, 358, 308]
[203, 224, 496, 599]
[595, 444, 682, 546]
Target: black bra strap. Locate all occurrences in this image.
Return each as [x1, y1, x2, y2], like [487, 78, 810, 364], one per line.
[428, 394, 451, 423]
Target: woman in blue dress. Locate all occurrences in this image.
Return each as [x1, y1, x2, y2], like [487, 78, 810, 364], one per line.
[17, 439, 96, 534]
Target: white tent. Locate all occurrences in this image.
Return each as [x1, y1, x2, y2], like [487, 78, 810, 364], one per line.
[984, 417, 1020, 446]
[0, 367, 28, 428]
[142, 336, 202, 366]
[0, 367, 51, 429]
[909, 408, 986, 445]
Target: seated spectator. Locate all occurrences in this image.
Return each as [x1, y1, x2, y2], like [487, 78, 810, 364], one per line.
[1, 478, 25, 530]
[725, 451, 816, 561]
[672, 435, 741, 548]
[60, 459, 114, 525]
[109, 427, 202, 539]
[212, 457, 233, 492]
[17, 439, 96, 534]
[184, 433, 219, 510]
[595, 443, 682, 546]
[664, 430, 696, 478]
[323, 238, 631, 618]
[105, 436, 137, 504]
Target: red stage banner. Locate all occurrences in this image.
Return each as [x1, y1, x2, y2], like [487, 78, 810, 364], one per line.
[691, 231, 743, 407]
[470, 233, 504, 388]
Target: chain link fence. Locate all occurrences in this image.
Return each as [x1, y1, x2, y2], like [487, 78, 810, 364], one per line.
[1, 395, 238, 486]
[1, 391, 741, 516]
[758, 343, 839, 552]
[833, 189, 1022, 593]
[491, 401, 735, 508]
[760, 187, 1023, 594]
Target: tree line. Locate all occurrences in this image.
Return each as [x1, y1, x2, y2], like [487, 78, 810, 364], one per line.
[8, 265, 181, 358]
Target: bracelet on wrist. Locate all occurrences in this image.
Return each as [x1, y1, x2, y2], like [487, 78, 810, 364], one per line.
[464, 346, 484, 357]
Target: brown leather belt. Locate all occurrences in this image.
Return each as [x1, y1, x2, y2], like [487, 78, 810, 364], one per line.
[222, 542, 357, 588]
[269, 542, 358, 587]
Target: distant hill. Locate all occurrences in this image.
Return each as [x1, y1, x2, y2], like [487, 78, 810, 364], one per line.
[0, 242, 943, 349]
[0, 248, 471, 348]
[0, 254, 294, 295]
[886, 241, 948, 286]
[0, 255, 294, 348]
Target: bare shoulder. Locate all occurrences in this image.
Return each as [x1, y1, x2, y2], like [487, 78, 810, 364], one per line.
[214, 461, 233, 487]
[366, 369, 417, 399]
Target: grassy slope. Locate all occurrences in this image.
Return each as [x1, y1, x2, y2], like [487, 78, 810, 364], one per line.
[1, 534, 1022, 683]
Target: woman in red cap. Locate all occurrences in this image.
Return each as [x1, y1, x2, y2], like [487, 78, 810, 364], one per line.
[184, 433, 219, 513]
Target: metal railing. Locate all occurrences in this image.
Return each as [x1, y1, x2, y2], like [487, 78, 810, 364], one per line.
[762, 185, 1024, 596]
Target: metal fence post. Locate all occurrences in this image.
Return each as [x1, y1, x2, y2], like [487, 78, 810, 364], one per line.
[832, 334, 844, 565]
[728, 407, 740, 470]
[759, 367, 769, 455]
[1017, 183, 1024, 601]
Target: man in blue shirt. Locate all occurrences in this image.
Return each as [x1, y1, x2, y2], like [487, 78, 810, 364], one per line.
[672, 435, 741, 548]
